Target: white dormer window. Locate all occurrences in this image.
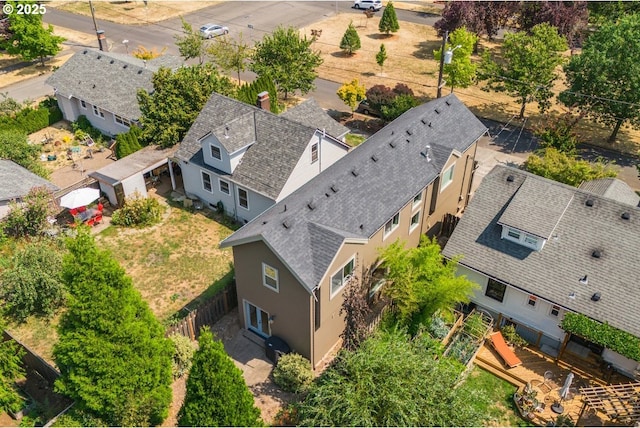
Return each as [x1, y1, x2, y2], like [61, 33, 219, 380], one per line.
[502, 226, 543, 251]
[210, 145, 221, 160]
[311, 143, 318, 163]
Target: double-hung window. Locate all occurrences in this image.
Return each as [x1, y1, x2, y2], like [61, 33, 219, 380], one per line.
[219, 179, 230, 194]
[238, 188, 249, 209]
[384, 212, 400, 238]
[331, 258, 355, 297]
[92, 105, 105, 119]
[210, 145, 222, 160]
[410, 211, 420, 232]
[485, 279, 507, 302]
[80, 100, 87, 109]
[201, 171, 212, 192]
[440, 164, 455, 191]
[114, 114, 131, 128]
[262, 263, 279, 292]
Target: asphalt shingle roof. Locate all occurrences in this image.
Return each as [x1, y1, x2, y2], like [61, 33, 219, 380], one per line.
[221, 94, 488, 293]
[45, 49, 181, 120]
[89, 145, 177, 185]
[579, 178, 640, 207]
[442, 165, 640, 338]
[175, 93, 349, 200]
[0, 160, 59, 201]
[280, 98, 350, 138]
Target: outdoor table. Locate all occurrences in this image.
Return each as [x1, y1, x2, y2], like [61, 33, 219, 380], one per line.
[76, 208, 99, 223]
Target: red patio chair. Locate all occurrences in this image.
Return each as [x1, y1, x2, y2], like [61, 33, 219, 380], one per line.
[69, 208, 78, 216]
[86, 218, 95, 227]
[94, 214, 103, 224]
[97, 203, 104, 212]
[78, 206, 87, 213]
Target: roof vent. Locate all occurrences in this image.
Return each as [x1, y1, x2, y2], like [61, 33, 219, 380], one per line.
[282, 220, 290, 229]
[445, 100, 451, 106]
[359, 224, 364, 230]
[82, 50, 88, 54]
[351, 168, 359, 177]
[371, 154, 378, 162]
[434, 108, 440, 114]
[428, 122, 432, 128]
[585, 199, 594, 207]
[406, 129, 412, 136]
[92, 84, 96, 89]
[262, 221, 268, 225]
[389, 141, 396, 148]
[97, 55, 102, 59]
[307, 201, 316, 211]
[421, 118, 427, 124]
[579, 275, 588, 285]
[391, 130, 394, 135]
[621, 212, 630, 220]
[406, 139, 410, 143]
[325, 192, 330, 198]
[591, 292, 601, 302]
[138, 70, 143, 74]
[330, 184, 338, 193]
[592, 250, 602, 259]
[123, 64, 128, 69]
[506, 175, 515, 182]
[110, 60, 114, 64]
[283, 204, 287, 212]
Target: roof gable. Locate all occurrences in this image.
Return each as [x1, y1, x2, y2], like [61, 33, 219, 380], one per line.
[0, 160, 59, 201]
[280, 98, 350, 138]
[579, 178, 640, 207]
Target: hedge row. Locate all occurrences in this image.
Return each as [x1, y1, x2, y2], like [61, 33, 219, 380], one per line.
[0, 105, 63, 134]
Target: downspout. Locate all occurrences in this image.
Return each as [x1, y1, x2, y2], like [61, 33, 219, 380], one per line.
[320, 129, 325, 172]
[311, 291, 317, 370]
[231, 181, 238, 221]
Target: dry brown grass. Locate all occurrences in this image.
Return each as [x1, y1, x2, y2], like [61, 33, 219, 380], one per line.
[0, 52, 73, 90]
[305, 14, 640, 154]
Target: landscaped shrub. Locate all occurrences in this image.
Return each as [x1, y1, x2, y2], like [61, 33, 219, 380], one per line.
[169, 334, 196, 379]
[111, 194, 165, 227]
[380, 94, 419, 121]
[273, 353, 314, 393]
[71, 115, 106, 144]
[501, 324, 528, 348]
[2, 187, 57, 238]
[115, 125, 142, 159]
[0, 325, 25, 414]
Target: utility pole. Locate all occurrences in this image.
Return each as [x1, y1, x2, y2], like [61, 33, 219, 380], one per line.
[89, 1, 107, 51]
[436, 31, 448, 99]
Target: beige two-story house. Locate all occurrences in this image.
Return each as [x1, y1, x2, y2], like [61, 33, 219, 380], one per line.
[220, 94, 488, 367]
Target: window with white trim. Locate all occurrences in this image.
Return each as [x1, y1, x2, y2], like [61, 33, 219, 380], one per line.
[508, 229, 521, 240]
[311, 143, 318, 163]
[210, 145, 221, 160]
[485, 279, 506, 302]
[80, 100, 87, 109]
[440, 164, 454, 192]
[549, 305, 560, 317]
[331, 257, 354, 297]
[410, 211, 420, 232]
[526, 295, 537, 308]
[92, 105, 105, 119]
[238, 188, 249, 209]
[262, 263, 279, 292]
[219, 179, 230, 194]
[524, 235, 539, 246]
[201, 171, 212, 192]
[384, 212, 400, 238]
[413, 192, 422, 208]
[114, 114, 131, 128]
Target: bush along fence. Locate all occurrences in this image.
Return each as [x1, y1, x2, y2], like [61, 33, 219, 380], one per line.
[166, 283, 238, 340]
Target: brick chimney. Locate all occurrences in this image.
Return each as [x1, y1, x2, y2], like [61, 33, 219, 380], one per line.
[257, 91, 270, 111]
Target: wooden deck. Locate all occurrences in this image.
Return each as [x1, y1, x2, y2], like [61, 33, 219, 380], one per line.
[475, 343, 633, 426]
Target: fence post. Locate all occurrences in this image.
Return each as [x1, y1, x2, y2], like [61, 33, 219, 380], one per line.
[223, 289, 229, 313]
[187, 311, 196, 341]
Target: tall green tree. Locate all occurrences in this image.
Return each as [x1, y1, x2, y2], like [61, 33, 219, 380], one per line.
[235, 74, 280, 113]
[137, 64, 234, 147]
[115, 125, 142, 159]
[376, 43, 387, 73]
[178, 329, 261, 427]
[479, 23, 567, 119]
[433, 27, 477, 94]
[2, 186, 56, 238]
[251, 26, 323, 99]
[559, 14, 640, 144]
[0, 129, 49, 178]
[174, 18, 206, 64]
[340, 21, 361, 55]
[207, 33, 252, 84]
[297, 328, 488, 426]
[1, 240, 65, 322]
[380, 236, 477, 325]
[378, 1, 400, 35]
[337, 78, 366, 116]
[524, 148, 618, 187]
[0, 317, 25, 414]
[53, 230, 173, 426]
[2, 1, 65, 66]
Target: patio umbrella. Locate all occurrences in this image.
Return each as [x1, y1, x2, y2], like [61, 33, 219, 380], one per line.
[60, 188, 100, 209]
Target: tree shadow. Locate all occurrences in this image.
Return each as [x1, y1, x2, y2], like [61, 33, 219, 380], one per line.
[413, 39, 442, 60]
[366, 33, 395, 40]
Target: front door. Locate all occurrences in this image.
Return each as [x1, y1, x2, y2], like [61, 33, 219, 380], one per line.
[245, 301, 270, 337]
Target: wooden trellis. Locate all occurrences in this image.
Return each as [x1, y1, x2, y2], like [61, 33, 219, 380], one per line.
[577, 381, 640, 425]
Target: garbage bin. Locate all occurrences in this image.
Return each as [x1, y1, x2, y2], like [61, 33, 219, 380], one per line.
[264, 335, 291, 364]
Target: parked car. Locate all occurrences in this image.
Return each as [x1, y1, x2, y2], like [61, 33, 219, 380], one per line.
[356, 99, 380, 117]
[200, 24, 229, 39]
[353, 0, 383, 11]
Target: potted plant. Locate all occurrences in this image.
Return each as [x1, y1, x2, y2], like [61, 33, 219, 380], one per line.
[501, 324, 528, 348]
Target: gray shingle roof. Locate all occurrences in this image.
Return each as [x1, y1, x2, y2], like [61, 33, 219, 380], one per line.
[45, 49, 181, 120]
[579, 178, 640, 207]
[89, 145, 176, 185]
[221, 94, 488, 293]
[498, 177, 575, 239]
[175, 93, 348, 200]
[280, 98, 350, 139]
[0, 160, 59, 201]
[442, 165, 640, 338]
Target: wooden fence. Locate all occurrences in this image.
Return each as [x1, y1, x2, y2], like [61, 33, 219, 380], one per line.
[440, 213, 460, 238]
[165, 284, 238, 340]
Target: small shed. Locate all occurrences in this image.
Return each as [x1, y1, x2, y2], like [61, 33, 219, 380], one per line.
[0, 160, 59, 219]
[89, 145, 177, 207]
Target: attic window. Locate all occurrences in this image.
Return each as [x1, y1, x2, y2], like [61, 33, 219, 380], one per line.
[371, 154, 378, 162]
[351, 168, 359, 177]
[506, 175, 515, 182]
[592, 250, 602, 259]
[585, 199, 594, 207]
[621, 212, 631, 220]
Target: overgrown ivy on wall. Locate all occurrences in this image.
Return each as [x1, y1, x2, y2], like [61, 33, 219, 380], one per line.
[561, 313, 640, 362]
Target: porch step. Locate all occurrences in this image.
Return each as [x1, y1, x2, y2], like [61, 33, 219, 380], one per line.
[475, 356, 527, 389]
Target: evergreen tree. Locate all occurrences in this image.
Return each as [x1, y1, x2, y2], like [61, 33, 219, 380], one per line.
[53, 230, 173, 426]
[378, 1, 400, 35]
[236, 74, 279, 113]
[0, 317, 25, 414]
[376, 43, 387, 72]
[115, 126, 142, 159]
[340, 22, 361, 55]
[178, 329, 262, 427]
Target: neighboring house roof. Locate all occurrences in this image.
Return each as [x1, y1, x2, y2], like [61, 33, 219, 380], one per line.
[0, 160, 59, 201]
[442, 165, 640, 338]
[221, 94, 488, 293]
[45, 49, 182, 121]
[89, 145, 176, 185]
[280, 98, 350, 139]
[174, 93, 350, 200]
[579, 178, 640, 207]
